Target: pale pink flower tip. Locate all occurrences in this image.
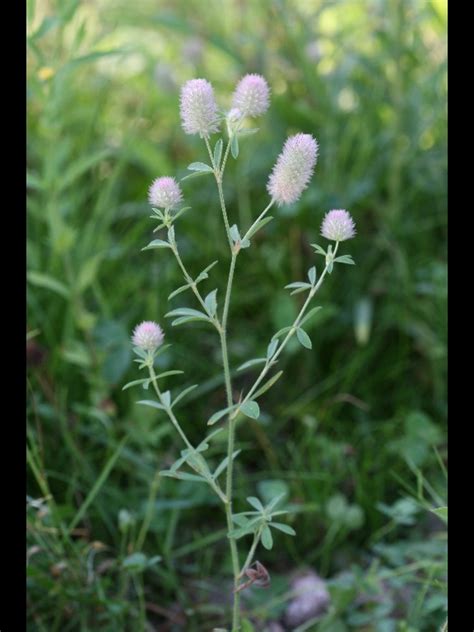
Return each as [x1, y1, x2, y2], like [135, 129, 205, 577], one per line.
[180, 78, 220, 137]
[232, 74, 270, 117]
[132, 321, 164, 351]
[267, 133, 318, 205]
[321, 209, 356, 242]
[148, 177, 183, 210]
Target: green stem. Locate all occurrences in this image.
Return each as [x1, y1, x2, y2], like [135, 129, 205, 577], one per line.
[239, 529, 261, 578]
[220, 254, 241, 629]
[206, 136, 233, 249]
[206, 133, 242, 629]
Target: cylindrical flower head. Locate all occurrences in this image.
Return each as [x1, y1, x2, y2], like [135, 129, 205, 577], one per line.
[267, 134, 318, 205]
[321, 209, 356, 242]
[132, 321, 164, 351]
[231, 74, 270, 117]
[148, 177, 183, 210]
[180, 78, 220, 137]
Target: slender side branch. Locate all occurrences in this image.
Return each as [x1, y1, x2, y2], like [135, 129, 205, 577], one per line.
[239, 528, 262, 578]
[233, 242, 340, 416]
[169, 238, 220, 328]
[147, 363, 227, 504]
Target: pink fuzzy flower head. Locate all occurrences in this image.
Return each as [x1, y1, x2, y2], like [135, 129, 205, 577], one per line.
[232, 74, 270, 117]
[267, 134, 318, 205]
[148, 177, 183, 210]
[132, 321, 164, 351]
[321, 209, 356, 242]
[179, 78, 220, 137]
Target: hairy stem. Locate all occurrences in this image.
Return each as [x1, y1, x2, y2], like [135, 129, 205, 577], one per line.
[206, 134, 242, 629]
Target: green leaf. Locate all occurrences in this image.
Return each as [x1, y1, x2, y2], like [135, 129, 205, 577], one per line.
[202, 427, 224, 443]
[166, 307, 210, 320]
[237, 358, 266, 371]
[181, 170, 212, 181]
[204, 289, 218, 317]
[231, 134, 239, 158]
[252, 371, 283, 399]
[195, 260, 219, 283]
[269, 522, 296, 536]
[300, 306, 322, 327]
[311, 243, 327, 256]
[171, 316, 211, 327]
[27, 271, 70, 299]
[296, 328, 312, 349]
[213, 139, 223, 168]
[172, 206, 192, 222]
[334, 255, 355, 265]
[213, 450, 241, 479]
[208, 404, 238, 426]
[159, 470, 207, 482]
[261, 525, 273, 550]
[154, 370, 184, 380]
[285, 281, 311, 290]
[141, 239, 170, 251]
[431, 506, 447, 524]
[172, 384, 198, 408]
[161, 391, 171, 407]
[245, 216, 273, 239]
[240, 400, 260, 420]
[285, 281, 312, 295]
[266, 339, 278, 359]
[308, 266, 317, 285]
[232, 513, 250, 527]
[271, 326, 292, 341]
[264, 489, 287, 512]
[137, 400, 166, 411]
[228, 517, 261, 539]
[122, 378, 150, 391]
[187, 161, 214, 173]
[168, 283, 192, 301]
[230, 224, 241, 243]
[247, 496, 265, 512]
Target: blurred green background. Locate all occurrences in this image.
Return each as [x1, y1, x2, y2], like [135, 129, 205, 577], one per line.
[27, 0, 447, 630]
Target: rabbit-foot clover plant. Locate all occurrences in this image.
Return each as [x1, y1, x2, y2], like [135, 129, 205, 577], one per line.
[124, 74, 356, 631]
